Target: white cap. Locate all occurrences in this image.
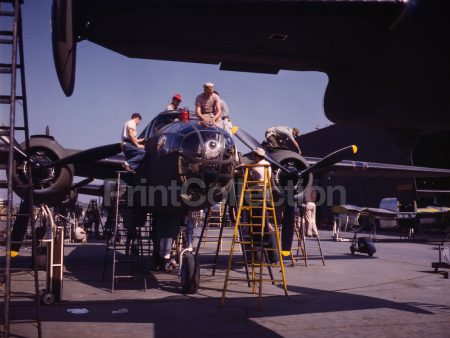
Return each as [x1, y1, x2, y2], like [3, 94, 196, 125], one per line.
[203, 82, 214, 88]
[253, 147, 266, 157]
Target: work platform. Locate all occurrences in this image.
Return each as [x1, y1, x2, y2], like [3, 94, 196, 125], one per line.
[1, 229, 450, 337]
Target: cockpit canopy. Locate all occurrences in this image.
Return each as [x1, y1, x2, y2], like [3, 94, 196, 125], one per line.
[141, 110, 198, 140]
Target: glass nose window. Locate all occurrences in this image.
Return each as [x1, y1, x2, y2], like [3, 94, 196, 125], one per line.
[180, 133, 202, 160]
[202, 131, 223, 160]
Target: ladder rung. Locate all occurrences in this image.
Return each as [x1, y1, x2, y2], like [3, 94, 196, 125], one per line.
[234, 241, 255, 245]
[0, 95, 24, 103]
[249, 263, 282, 268]
[0, 30, 13, 36]
[0, 125, 26, 130]
[258, 279, 285, 283]
[1, 0, 24, 3]
[0, 39, 13, 45]
[235, 223, 256, 226]
[0, 63, 22, 71]
[0, 10, 14, 16]
[225, 278, 254, 282]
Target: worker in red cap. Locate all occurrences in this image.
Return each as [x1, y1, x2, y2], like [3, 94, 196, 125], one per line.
[166, 93, 182, 111]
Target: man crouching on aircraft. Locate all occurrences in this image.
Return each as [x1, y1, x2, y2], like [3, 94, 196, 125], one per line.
[121, 113, 145, 172]
[265, 126, 301, 154]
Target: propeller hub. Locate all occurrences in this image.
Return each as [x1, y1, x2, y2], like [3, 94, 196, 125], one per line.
[18, 151, 56, 189]
[273, 160, 306, 194]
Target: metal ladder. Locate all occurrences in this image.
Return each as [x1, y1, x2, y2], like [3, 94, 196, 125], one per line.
[0, 1, 41, 337]
[290, 208, 308, 267]
[82, 199, 103, 238]
[102, 171, 147, 292]
[291, 205, 325, 267]
[221, 164, 288, 307]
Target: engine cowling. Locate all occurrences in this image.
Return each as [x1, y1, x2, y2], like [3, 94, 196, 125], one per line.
[269, 149, 313, 196]
[12, 136, 74, 206]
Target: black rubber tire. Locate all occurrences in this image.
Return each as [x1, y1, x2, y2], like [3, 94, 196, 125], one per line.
[350, 246, 355, 255]
[368, 252, 374, 257]
[180, 252, 200, 294]
[41, 291, 55, 305]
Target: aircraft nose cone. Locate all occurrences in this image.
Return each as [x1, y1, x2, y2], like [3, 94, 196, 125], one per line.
[204, 139, 222, 159]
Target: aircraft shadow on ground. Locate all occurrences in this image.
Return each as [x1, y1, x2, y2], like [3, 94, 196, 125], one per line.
[5, 243, 443, 338]
[317, 254, 378, 260]
[5, 283, 438, 338]
[63, 243, 159, 291]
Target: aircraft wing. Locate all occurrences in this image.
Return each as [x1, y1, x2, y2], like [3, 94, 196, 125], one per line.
[304, 157, 450, 178]
[72, 0, 405, 73]
[71, 153, 126, 180]
[76, 183, 104, 197]
[59, 0, 449, 129]
[332, 204, 398, 219]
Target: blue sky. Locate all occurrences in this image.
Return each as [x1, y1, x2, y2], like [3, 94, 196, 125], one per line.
[1, 0, 331, 200]
[20, 0, 330, 148]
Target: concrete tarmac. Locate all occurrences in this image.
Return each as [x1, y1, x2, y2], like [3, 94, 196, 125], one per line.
[1, 230, 450, 338]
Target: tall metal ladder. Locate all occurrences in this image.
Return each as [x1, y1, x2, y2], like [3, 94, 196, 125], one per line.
[195, 203, 224, 253]
[102, 171, 147, 292]
[0, 1, 42, 337]
[195, 191, 249, 282]
[221, 164, 288, 307]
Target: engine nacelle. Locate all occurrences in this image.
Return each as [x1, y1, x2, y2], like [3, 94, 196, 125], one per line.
[269, 149, 313, 196]
[240, 148, 314, 204]
[12, 136, 74, 206]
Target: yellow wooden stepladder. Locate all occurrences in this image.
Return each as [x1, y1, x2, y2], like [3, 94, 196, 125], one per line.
[221, 163, 288, 306]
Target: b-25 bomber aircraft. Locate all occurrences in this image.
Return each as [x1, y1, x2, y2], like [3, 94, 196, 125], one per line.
[3, 108, 450, 295]
[3, 109, 450, 255]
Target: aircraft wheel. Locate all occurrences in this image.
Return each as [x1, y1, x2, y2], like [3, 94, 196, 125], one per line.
[350, 246, 355, 255]
[41, 290, 55, 305]
[368, 252, 374, 257]
[180, 252, 200, 294]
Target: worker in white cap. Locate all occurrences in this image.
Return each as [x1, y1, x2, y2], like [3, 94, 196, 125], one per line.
[250, 147, 272, 183]
[195, 82, 223, 128]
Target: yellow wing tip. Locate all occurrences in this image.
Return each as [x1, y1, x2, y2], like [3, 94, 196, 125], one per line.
[231, 126, 239, 135]
[11, 251, 19, 258]
[352, 145, 358, 154]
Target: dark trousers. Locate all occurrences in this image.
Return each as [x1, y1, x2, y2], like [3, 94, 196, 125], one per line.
[123, 142, 145, 170]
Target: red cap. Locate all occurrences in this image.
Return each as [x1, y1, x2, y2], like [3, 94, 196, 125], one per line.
[173, 93, 182, 101]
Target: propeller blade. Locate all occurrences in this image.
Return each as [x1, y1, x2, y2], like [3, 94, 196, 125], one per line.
[10, 200, 31, 255]
[232, 126, 261, 150]
[300, 145, 358, 177]
[71, 177, 94, 190]
[281, 204, 296, 255]
[233, 126, 291, 173]
[46, 143, 122, 167]
[0, 134, 28, 159]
